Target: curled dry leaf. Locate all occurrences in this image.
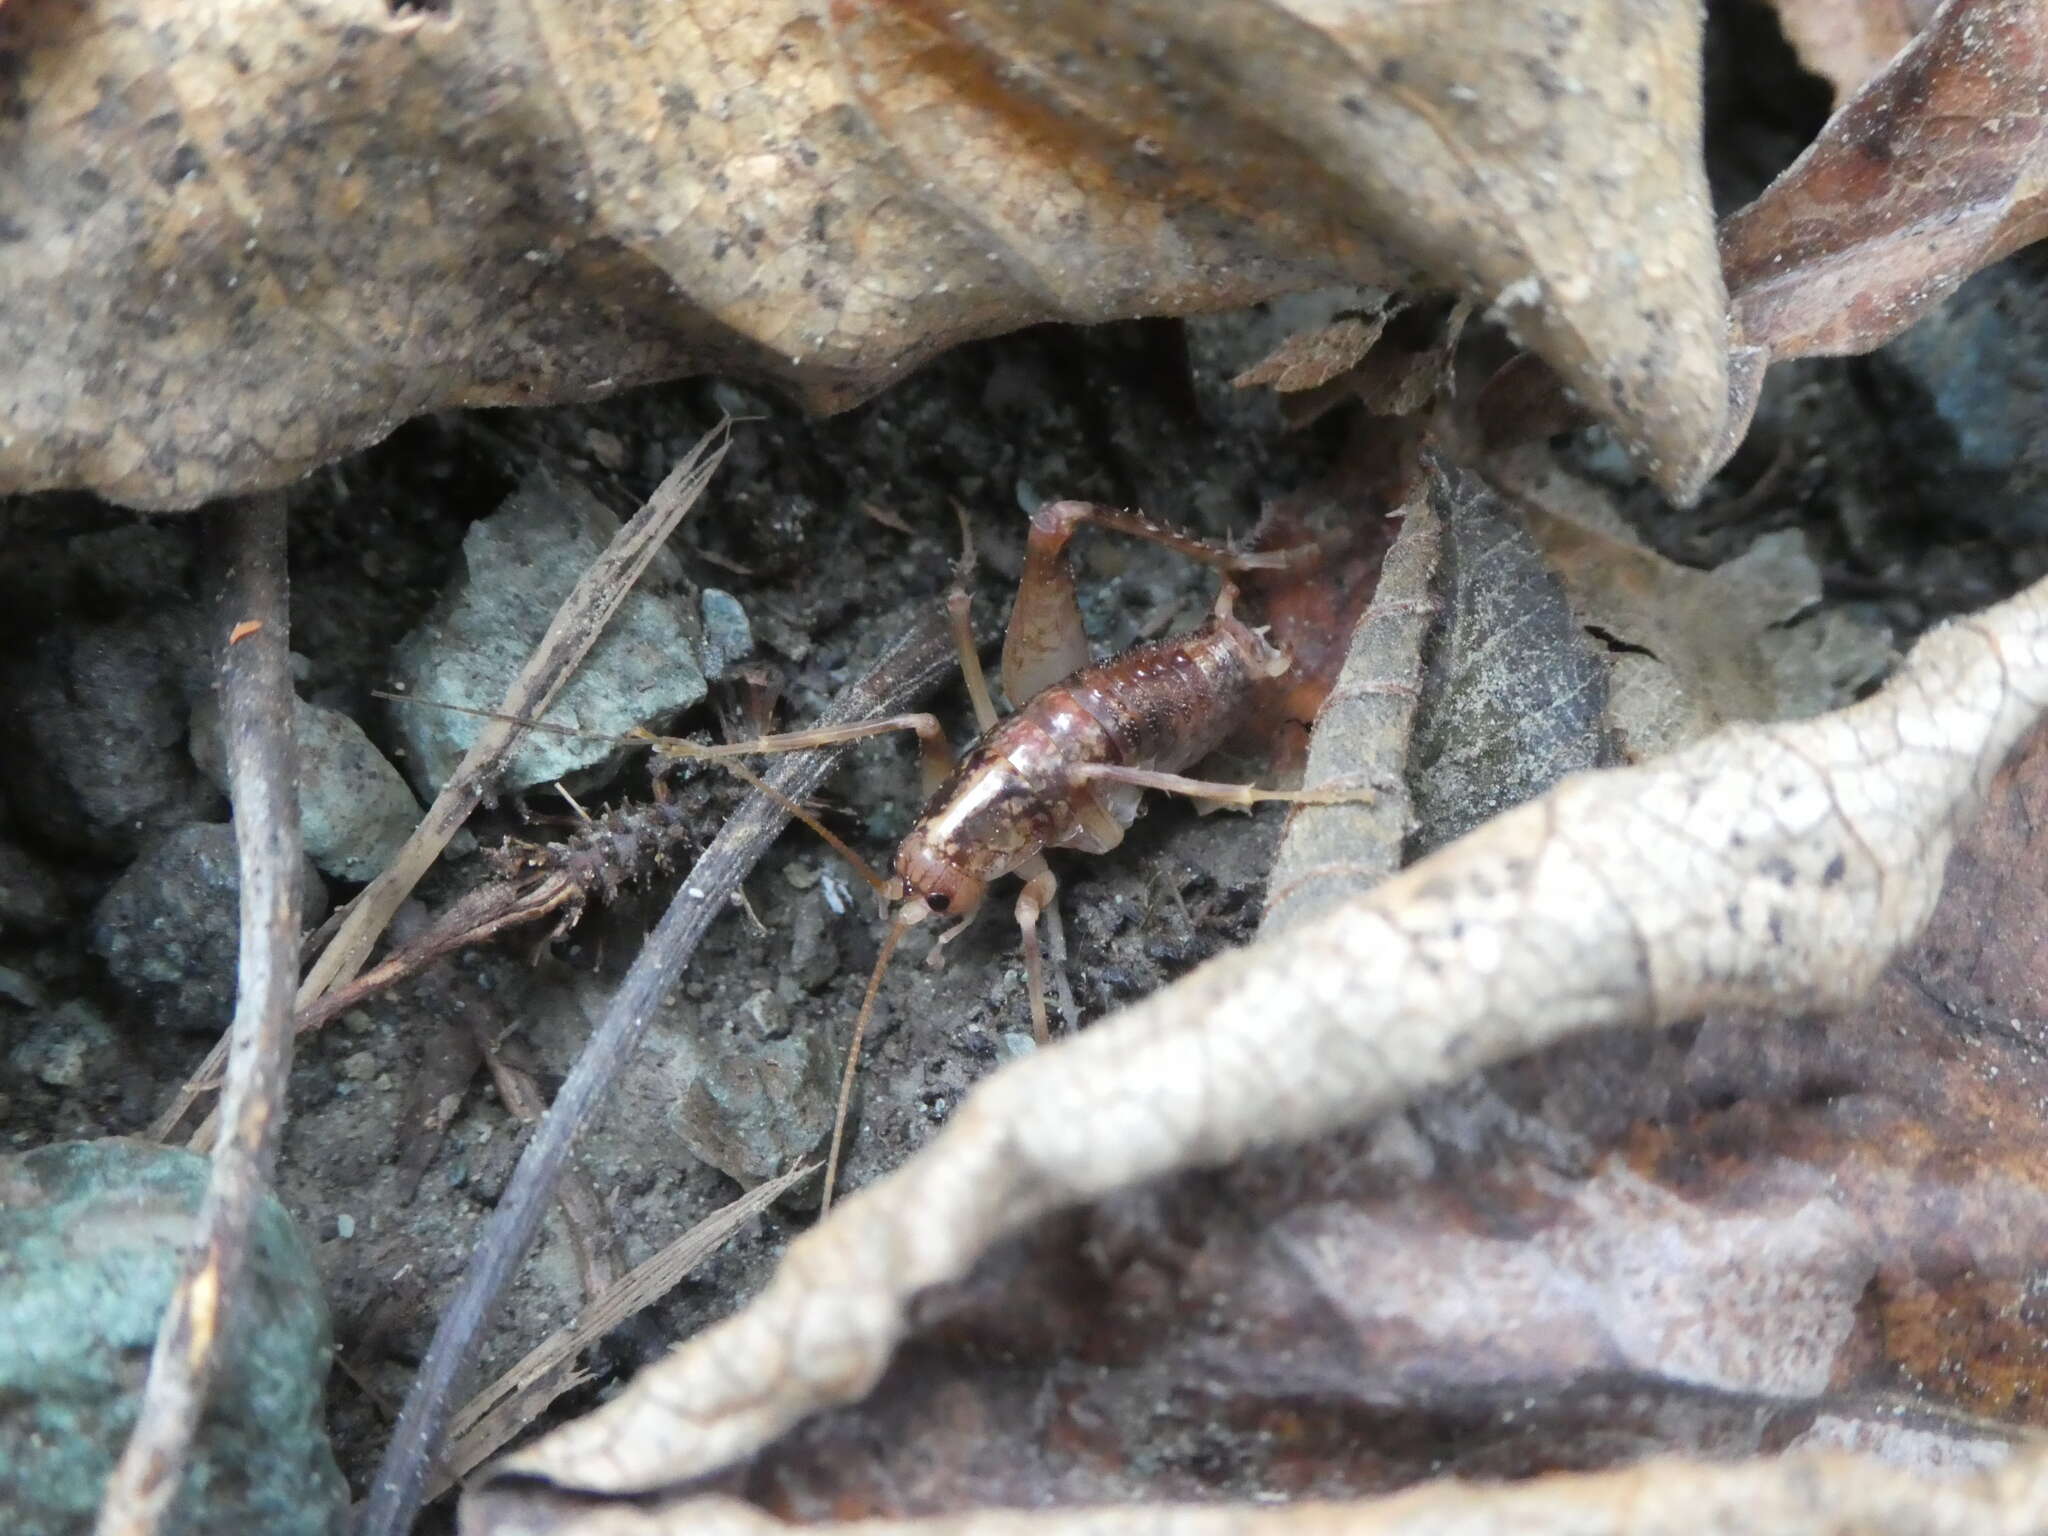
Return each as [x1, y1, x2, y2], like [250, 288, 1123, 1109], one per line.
[470, 555, 2048, 1525]
[1715, 0, 2048, 475]
[3, 0, 1727, 508]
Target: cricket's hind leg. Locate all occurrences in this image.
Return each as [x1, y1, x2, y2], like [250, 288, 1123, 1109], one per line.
[998, 499, 1312, 706]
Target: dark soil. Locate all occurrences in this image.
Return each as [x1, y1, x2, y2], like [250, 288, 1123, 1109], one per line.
[5, 6, 2048, 1528]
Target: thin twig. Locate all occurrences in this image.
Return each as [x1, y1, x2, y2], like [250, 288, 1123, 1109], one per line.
[358, 602, 959, 1536]
[150, 423, 732, 1146]
[96, 495, 302, 1536]
[427, 1162, 814, 1501]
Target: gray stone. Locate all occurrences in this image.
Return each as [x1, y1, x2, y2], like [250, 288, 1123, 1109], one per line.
[0, 841, 68, 937]
[1879, 251, 2048, 536]
[388, 470, 706, 795]
[91, 824, 328, 1035]
[2, 612, 216, 860]
[698, 588, 755, 679]
[8, 1001, 116, 1089]
[601, 981, 837, 1194]
[192, 697, 420, 882]
[0, 1139, 347, 1536]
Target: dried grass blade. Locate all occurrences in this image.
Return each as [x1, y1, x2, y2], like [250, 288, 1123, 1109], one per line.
[427, 1163, 812, 1500]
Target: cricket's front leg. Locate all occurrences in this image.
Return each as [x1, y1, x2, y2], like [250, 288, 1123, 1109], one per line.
[1012, 855, 1060, 1044]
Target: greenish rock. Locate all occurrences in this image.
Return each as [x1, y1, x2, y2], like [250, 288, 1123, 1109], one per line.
[0, 1140, 347, 1536]
[191, 695, 421, 882]
[698, 587, 755, 680]
[388, 468, 706, 795]
[90, 824, 329, 1035]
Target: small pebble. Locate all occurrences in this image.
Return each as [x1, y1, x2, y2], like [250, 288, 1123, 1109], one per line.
[92, 824, 328, 1036]
[335, 1214, 355, 1240]
[191, 697, 420, 882]
[699, 588, 756, 679]
[8, 1001, 115, 1088]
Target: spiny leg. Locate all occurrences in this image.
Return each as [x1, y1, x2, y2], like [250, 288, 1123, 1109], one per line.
[637, 714, 955, 896]
[1000, 499, 1315, 706]
[636, 712, 948, 771]
[386, 689, 956, 784]
[1076, 762, 1381, 810]
[1034, 500, 1313, 576]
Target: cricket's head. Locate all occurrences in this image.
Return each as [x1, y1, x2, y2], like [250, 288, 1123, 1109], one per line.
[889, 827, 989, 927]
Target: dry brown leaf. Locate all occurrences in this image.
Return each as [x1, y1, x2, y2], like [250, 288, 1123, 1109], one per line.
[1715, 0, 2048, 475]
[1767, 0, 1941, 98]
[1231, 309, 1392, 395]
[463, 542, 2048, 1529]
[2, 0, 1728, 508]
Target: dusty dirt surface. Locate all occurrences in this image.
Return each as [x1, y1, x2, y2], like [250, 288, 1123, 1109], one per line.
[6, 8, 2048, 1529]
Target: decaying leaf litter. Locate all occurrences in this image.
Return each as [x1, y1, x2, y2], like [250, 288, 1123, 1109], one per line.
[8, 3, 2048, 1536]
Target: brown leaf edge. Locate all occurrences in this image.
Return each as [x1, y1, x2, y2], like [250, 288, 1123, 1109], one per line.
[1708, 0, 2048, 485]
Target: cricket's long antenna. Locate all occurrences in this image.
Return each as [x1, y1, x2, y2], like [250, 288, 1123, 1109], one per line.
[822, 912, 910, 1213]
[710, 754, 889, 894]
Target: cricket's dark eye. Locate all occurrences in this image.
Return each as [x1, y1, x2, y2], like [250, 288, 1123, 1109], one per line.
[926, 892, 951, 913]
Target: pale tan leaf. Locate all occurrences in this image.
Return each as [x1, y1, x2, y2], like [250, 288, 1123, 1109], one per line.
[461, 1456, 2048, 1536]
[2, 0, 1728, 507]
